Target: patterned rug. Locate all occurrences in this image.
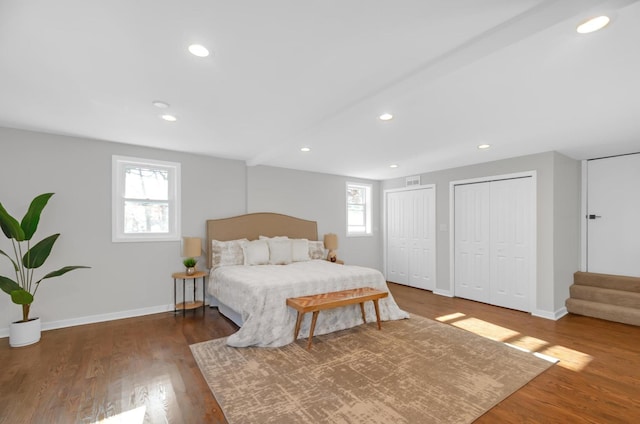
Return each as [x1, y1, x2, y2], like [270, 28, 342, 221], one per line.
[190, 314, 554, 423]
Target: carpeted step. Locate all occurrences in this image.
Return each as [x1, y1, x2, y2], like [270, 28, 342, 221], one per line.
[566, 298, 640, 327]
[574, 271, 640, 293]
[569, 284, 640, 309]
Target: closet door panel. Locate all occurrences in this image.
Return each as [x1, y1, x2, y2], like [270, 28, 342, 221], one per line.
[386, 191, 409, 284]
[454, 183, 490, 303]
[490, 179, 510, 303]
[408, 188, 436, 291]
[490, 178, 532, 312]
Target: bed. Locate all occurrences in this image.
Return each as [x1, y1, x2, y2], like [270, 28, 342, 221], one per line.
[206, 213, 409, 347]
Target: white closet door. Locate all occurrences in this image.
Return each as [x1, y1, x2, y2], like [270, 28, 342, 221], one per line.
[408, 188, 436, 290]
[386, 187, 436, 290]
[490, 178, 532, 311]
[454, 183, 491, 303]
[387, 190, 409, 285]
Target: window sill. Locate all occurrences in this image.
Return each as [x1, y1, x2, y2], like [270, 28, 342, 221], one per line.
[112, 235, 180, 243]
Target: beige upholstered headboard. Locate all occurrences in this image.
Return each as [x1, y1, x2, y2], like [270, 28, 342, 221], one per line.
[206, 213, 318, 268]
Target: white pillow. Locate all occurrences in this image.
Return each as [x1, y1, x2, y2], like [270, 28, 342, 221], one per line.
[291, 239, 310, 262]
[268, 238, 293, 265]
[308, 240, 325, 260]
[243, 240, 270, 265]
[211, 238, 248, 269]
[259, 235, 289, 240]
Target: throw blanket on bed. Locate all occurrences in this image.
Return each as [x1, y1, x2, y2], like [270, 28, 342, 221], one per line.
[209, 260, 409, 347]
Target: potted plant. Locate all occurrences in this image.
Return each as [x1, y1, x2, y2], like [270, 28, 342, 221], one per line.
[183, 257, 197, 275]
[0, 193, 89, 347]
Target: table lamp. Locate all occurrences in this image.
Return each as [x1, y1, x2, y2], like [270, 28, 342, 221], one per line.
[324, 233, 338, 262]
[182, 236, 202, 275]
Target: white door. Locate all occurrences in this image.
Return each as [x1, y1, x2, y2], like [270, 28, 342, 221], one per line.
[387, 190, 409, 285]
[386, 187, 436, 290]
[587, 154, 640, 277]
[454, 177, 534, 312]
[490, 178, 533, 311]
[454, 183, 491, 303]
[408, 188, 436, 290]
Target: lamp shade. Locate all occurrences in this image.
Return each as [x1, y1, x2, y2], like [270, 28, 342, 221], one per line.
[182, 237, 202, 258]
[323, 233, 338, 250]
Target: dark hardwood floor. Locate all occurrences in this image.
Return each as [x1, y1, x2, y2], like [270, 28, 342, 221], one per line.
[1, 283, 639, 423]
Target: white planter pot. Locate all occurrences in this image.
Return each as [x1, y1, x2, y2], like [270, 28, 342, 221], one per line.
[9, 317, 41, 347]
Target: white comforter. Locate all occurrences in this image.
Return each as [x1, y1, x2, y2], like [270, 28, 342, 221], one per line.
[208, 260, 409, 347]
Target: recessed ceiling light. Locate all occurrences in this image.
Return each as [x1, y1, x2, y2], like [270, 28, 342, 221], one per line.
[160, 114, 177, 122]
[300, 147, 311, 152]
[188, 44, 210, 57]
[478, 144, 491, 150]
[152, 100, 169, 109]
[379, 113, 393, 121]
[577, 16, 610, 34]
[390, 164, 399, 168]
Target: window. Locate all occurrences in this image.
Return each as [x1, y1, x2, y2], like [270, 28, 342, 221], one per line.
[346, 182, 372, 236]
[112, 156, 181, 242]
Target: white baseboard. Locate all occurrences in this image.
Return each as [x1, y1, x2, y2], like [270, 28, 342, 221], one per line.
[0, 304, 174, 339]
[433, 289, 453, 297]
[532, 306, 568, 321]
[554, 306, 569, 319]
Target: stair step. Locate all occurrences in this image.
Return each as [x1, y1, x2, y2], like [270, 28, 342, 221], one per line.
[566, 298, 640, 326]
[569, 284, 640, 309]
[574, 271, 640, 293]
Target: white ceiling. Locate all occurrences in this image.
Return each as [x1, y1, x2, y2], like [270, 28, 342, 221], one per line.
[1, 0, 639, 180]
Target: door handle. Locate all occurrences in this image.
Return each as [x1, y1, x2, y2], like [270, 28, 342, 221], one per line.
[587, 214, 602, 220]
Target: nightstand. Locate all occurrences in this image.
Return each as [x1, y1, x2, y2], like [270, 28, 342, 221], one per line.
[172, 271, 206, 316]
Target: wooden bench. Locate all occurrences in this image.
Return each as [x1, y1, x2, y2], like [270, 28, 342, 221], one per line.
[286, 287, 388, 350]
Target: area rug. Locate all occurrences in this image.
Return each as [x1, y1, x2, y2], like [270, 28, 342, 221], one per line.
[190, 314, 554, 424]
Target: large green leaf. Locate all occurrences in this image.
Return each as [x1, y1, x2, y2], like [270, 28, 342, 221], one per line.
[0, 248, 19, 272]
[0, 275, 21, 295]
[40, 265, 90, 281]
[0, 202, 25, 241]
[23, 234, 59, 269]
[10, 288, 33, 305]
[21, 193, 54, 240]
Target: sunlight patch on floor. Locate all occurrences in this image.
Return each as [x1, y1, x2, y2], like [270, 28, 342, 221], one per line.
[435, 312, 466, 322]
[539, 345, 594, 371]
[93, 406, 146, 424]
[435, 312, 596, 371]
[450, 317, 520, 342]
[506, 335, 549, 352]
[504, 343, 559, 363]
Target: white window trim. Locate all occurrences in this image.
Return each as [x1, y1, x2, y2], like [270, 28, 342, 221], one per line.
[346, 181, 373, 237]
[112, 155, 181, 242]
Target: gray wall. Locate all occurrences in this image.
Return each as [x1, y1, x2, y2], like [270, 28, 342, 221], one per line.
[0, 125, 580, 336]
[246, 166, 381, 269]
[0, 127, 246, 336]
[382, 151, 581, 317]
[0, 128, 383, 337]
[553, 153, 581, 312]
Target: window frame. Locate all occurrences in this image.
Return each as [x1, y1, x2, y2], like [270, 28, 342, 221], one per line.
[346, 182, 373, 237]
[112, 155, 181, 243]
